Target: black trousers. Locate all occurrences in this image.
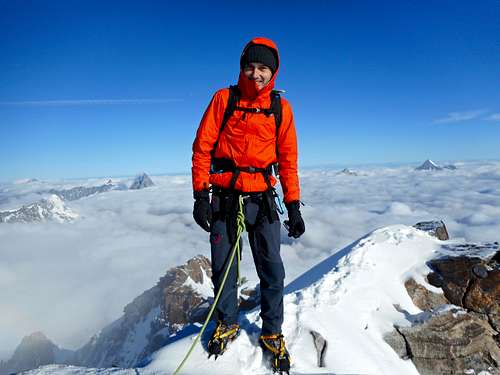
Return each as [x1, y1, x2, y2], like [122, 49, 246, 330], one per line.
[209, 190, 285, 335]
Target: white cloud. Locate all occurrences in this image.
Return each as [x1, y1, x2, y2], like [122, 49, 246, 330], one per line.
[433, 109, 488, 124]
[1, 161, 500, 360]
[486, 113, 500, 121]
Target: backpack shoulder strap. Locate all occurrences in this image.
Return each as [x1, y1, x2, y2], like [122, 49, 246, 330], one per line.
[270, 90, 283, 163]
[211, 85, 240, 158]
[270, 90, 282, 131]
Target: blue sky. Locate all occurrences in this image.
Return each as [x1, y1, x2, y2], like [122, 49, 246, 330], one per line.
[1, 0, 499, 182]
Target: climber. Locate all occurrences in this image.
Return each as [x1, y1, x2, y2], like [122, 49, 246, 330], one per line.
[191, 37, 305, 374]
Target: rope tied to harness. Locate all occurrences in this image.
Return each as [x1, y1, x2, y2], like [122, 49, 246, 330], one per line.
[172, 195, 246, 375]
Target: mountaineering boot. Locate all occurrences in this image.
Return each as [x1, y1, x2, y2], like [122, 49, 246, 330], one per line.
[259, 333, 291, 374]
[207, 321, 241, 359]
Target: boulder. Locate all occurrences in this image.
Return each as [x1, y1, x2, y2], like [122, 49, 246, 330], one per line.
[413, 221, 449, 241]
[404, 277, 448, 311]
[385, 309, 499, 375]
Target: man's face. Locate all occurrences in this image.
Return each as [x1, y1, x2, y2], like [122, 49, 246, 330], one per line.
[243, 62, 273, 90]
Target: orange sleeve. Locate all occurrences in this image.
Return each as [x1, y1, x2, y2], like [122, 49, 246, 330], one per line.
[277, 98, 301, 203]
[192, 89, 228, 192]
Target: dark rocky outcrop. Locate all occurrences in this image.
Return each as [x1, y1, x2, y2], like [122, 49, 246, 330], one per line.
[386, 309, 499, 375]
[0, 332, 74, 375]
[416, 159, 442, 171]
[129, 173, 154, 190]
[427, 252, 500, 325]
[385, 223, 500, 375]
[404, 278, 448, 311]
[76, 255, 213, 367]
[310, 330, 328, 367]
[48, 181, 115, 201]
[413, 220, 449, 241]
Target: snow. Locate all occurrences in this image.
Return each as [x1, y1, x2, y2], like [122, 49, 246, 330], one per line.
[182, 267, 214, 299]
[47, 194, 80, 222]
[120, 306, 160, 365]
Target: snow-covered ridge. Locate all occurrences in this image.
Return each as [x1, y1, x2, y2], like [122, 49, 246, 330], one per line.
[0, 194, 78, 223]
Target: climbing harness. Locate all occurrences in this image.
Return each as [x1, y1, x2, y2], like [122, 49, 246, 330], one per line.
[172, 195, 246, 375]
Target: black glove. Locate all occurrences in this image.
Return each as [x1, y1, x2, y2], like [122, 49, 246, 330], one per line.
[284, 201, 305, 238]
[193, 190, 211, 232]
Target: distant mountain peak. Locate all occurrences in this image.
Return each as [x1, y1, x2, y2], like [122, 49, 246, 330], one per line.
[416, 159, 442, 171]
[337, 168, 358, 176]
[130, 172, 155, 190]
[0, 194, 79, 224]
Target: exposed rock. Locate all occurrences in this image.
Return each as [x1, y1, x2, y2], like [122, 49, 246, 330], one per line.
[0, 332, 74, 375]
[386, 309, 499, 375]
[386, 243, 500, 375]
[310, 330, 328, 367]
[129, 173, 155, 190]
[336, 168, 358, 176]
[427, 253, 500, 321]
[48, 183, 114, 201]
[416, 159, 442, 171]
[0, 195, 78, 223]
[239, 286, 261, 311]
[160, 255, 213, 327]
[6, 255, 267, 371]
[76, 255, 213, 368]
[443, 164, 458, 170]
[413, 220, 450, 241]
[404, 277, 448, 311]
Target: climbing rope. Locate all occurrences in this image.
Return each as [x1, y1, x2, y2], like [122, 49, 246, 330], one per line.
[172, 195, 246, 375]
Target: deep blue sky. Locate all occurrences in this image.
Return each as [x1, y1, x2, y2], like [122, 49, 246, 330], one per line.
[1, 0, 499, 182]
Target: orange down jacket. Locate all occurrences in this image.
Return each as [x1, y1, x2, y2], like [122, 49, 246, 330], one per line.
[191, 37, 300, 204]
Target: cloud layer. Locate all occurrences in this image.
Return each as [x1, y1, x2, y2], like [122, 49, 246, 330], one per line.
[1, 161, 500, 360]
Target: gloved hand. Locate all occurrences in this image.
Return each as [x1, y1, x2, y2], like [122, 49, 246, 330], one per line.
[284, 201, 305, 238]
[193, 190, 211, 232]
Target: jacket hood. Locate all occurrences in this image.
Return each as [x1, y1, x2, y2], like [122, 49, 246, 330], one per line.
[238, 37, 280, 101]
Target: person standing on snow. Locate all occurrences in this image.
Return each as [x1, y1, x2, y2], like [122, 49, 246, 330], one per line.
[191, 37, 305, 373]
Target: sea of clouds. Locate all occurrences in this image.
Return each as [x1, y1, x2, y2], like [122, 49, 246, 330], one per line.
[1, 160, 499, 360]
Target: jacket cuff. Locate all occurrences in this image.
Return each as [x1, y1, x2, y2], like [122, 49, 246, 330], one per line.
[285, 200, 301, 211]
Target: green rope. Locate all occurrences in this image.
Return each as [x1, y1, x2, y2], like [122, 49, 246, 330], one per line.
[172, 195, 246, 375]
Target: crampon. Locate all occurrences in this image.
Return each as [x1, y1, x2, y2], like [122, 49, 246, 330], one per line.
[259, 333, 291, 374]
[207, 321, 241, 360]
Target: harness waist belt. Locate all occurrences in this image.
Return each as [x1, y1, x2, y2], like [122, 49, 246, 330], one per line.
[211, 158, 275, 190]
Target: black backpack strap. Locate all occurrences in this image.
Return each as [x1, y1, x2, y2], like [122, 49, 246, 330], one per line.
[270, 90, 282, 174]
[211, 85, 240, 159]
[270, 90, 282, 131]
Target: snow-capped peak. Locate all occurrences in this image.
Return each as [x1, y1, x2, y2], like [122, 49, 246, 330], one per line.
[415, 159, 442, 171]
[0, 194, 79, 223]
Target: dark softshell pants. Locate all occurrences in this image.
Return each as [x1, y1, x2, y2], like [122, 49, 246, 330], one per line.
[210, 192, 285, 335]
